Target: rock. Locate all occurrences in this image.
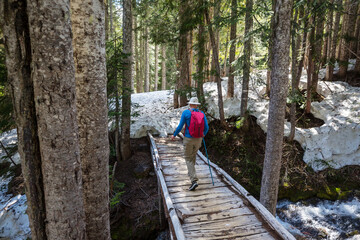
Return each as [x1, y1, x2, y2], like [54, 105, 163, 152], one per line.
[133, 163, 152, 179]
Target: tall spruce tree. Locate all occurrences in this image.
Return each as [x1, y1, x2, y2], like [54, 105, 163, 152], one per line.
[260, 0, 292, 215]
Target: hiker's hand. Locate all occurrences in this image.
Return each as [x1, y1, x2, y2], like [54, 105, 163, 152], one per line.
[171, 135, 175, 141]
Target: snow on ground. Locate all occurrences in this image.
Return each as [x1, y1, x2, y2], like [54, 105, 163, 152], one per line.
[277, 197, 360, 239]
[0, 176, 30, 240]
[0, 129, 20, 165]
[129, 59, 360, 171]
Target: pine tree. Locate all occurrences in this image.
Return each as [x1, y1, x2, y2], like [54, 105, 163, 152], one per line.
[260, 0, 292, 215]
[240, 0, 253, 117]
[121, 0, 133, 161]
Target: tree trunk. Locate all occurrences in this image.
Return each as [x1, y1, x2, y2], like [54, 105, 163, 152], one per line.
[260, 0, 292, 216]
[326, 0, 343, 81]
[161, 44, 167, 90]
[188, 30, 193, 87]
[227, 0, 237, 98]
[27, 0, 86, 238]
[222, 32, 229, 77]
[210, 2, 220, 83]
[240, 0, 253, 117]
[110, 0, 113, 38]
[70, 0, 110, 239]
[289, 8, 299, 141]
[350, 3, 360, 58]
[311, 0, 325, 92]
[144, 26, 150, 92]
[197, 16, 205, 102]
[205, 7, 225, 124]
[266, 0, 276, 96]
[105, 0, 109, 41]
[135, 16, 141, 93]
[324, 0, 335, 67]
[114, 32, 121, 164]
[1, 1, 47, 239]
[338, 0, 358, 78]
[121, 0, 132, 161]
[139, 24, 144, 93]
[154, 44, 158, 91]
[306, 21, 315, 114]
[178, 0, 190, 107]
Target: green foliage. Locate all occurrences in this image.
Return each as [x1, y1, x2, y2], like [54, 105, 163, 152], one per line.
[109, 164, 125, 208]
[235, 117, 245, 129]
[110, 181, 125, 208]
[287, 89, 305, 108]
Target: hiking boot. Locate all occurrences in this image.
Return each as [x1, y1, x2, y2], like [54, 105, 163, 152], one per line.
[188, 181, 198, 191]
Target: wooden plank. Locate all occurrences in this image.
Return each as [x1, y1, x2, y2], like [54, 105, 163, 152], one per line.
[172, 193, 238, 204]
[174, 201, 245, 216]
[167, 183, 229, 193]
[186, 231, 276, 240]
[170, 186, 235, 199]
[183, 223, 267, 239]
[162, 168, 216, 176]
[183, 207, 254, 223]
[183, 217, 262, 231]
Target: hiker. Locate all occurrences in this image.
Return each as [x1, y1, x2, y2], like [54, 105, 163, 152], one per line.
[171, 97, 209, 191]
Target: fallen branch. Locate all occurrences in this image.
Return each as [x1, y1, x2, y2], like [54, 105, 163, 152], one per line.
[0, 141, 17, 167]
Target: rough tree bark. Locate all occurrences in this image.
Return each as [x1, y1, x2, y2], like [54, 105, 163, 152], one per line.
[322, 0, 334, 66]
[205, 7, 225, 124]
[227, 0, 237, 98]
[144, 26, 150, 92]
[27, 0, 86, 238]
[121, 0, 132, 161]
[311, 0, 325, 92]
[154, 44, 158, 91]
[266, 0, 276, 96]
[210, 1, 220, 83]
[325, 0, 342, 81]
[240, 0, 253, 117]
[260, 0, 292, 215]
[161, 44, 167, 90]
[197, 13, 205, 102]
[178, 0, 191, 107]
[188, 30, 193, 87]
[1, 1, 47, 238]
[338, 0, 358, 78]
[70, 0, 110, 239]
[135, 15, 141, 93]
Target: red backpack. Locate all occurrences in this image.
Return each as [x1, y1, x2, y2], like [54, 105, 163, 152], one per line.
[186, 109, 205, 138]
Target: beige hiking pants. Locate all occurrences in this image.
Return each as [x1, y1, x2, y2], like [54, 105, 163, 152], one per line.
[183, 137, 203, 183]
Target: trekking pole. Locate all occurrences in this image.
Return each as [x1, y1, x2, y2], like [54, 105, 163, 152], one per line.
[202, 138, 214, 186]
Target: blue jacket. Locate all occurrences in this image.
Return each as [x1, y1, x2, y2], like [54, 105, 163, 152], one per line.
[173, 108, 209, 138]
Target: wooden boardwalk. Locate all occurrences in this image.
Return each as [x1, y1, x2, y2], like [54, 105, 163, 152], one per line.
[148, 132, 295, 240]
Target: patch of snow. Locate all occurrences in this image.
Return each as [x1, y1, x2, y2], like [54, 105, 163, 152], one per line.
[0, 129, 20, 165]
[277, 197, 360, 239]
[0, 176, 30, 240]
[201, 61, 360, 171]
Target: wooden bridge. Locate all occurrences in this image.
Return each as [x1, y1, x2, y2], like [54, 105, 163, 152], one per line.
[148, 132, 296, 240]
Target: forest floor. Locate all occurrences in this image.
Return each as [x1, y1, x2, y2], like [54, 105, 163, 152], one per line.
[109, 136, 169, 240]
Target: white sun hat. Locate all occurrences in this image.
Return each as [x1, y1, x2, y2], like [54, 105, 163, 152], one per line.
[187, 97, 201, 105]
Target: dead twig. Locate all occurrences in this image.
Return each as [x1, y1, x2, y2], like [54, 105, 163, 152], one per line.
[0, 141, 17, 167]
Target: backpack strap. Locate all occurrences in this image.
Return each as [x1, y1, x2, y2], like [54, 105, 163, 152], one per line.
[184, 108, 193, 135]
